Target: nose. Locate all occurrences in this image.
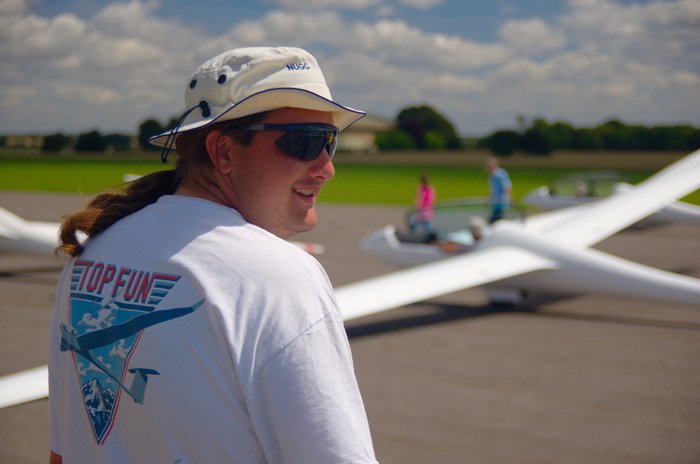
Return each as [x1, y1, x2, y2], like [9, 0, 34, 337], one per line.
[309, 149, 335, 181]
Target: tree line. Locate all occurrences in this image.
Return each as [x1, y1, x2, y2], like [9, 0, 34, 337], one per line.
[4, 106, 699, 155]
[476, 116, 700, 156]
[6, 117, 177, 153]
[377, 106, 700, 155]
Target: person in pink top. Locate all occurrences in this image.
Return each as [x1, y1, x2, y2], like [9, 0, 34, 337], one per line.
[410, 173, 436, 236]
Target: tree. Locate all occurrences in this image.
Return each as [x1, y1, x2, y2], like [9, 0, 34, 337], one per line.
[646, 126, 687, 150]
[516, 118, 552, 155]
[75, 130, 107, 152]
[479, 116, 700, 152]
[520, 127, 551, 156]
[571, 128, 603, 150]
[104, 133, 132, 151]
[532, 120, 575, 150]
[596, 120, 633, 150]
[424, 130, 448, 150]
[396, 105, 461, 150]
[686, 127, 700, 150]
[42, 133, 71, 153]
[479, 130, 520, 156]
[138, 119, 164, 151]
[375, 129, 416, 150]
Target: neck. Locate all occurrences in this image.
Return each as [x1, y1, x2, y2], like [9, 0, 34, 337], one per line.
[175, 175, 232, 209]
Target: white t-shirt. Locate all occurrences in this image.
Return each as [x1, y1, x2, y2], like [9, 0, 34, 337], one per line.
[49, 195, 377, 463]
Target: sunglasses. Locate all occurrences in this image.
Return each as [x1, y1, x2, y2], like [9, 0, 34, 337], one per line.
[246, 123, 339, 161]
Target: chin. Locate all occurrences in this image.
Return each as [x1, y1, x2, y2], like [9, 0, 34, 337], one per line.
[277, 216, 317, 239]
[302, 208, 318, 226]
[296, 214, 318, 235]
[299, 219, 317, 234]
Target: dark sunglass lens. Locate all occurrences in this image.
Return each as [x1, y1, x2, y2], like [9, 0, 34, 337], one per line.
[276, 132, 320, 160]
[276, 130, 337, 161]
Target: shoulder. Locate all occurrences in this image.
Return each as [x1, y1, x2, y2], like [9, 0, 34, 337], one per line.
[494, 168, 510, 180]
[193, 223, 335, 309]
[499, 168, 512, 183]
[234, 227, 327, 283]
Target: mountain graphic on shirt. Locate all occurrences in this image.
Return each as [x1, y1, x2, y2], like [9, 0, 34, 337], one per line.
[81, 377, 116, 439]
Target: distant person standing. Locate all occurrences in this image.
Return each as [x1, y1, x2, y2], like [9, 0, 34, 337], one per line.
[410, 173, 436, 235]
[485, 157, 512, 223]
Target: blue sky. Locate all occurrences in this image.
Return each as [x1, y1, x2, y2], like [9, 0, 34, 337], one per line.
[1, 0, 698, 136]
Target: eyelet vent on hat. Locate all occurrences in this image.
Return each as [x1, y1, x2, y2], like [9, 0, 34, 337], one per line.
[199, 101, 211, 117]
[189, 79, 197, 89]
[217, 74, 227, 84]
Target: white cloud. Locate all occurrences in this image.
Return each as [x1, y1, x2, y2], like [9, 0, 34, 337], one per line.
[351, 19, 509, 69]
[228, 10, 350, 48]
[669, 71, 700, 87]
[561, 0, 700, 67]
[0, 0, 698, 136]
[53, 81, 121, 104]
[0, 12, 85, 58]
[0, 1, 212, 133]
[432, 73, 486, 94]
[0, 0, 25, 16]
[499, 18, 566, 55]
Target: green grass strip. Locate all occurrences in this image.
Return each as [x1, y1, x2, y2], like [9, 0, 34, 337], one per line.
[1, 156, 698, 206]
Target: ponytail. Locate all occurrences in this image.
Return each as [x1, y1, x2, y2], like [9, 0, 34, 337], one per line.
[58, 170, 178, 257]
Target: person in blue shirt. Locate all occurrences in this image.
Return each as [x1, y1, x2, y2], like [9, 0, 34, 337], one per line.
[485, 157, 512, 223]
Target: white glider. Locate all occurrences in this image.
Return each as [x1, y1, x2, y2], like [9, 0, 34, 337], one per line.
[340, 149, 700, 317]
[524, 171, 700, 225]
[0, 208, 64, 256]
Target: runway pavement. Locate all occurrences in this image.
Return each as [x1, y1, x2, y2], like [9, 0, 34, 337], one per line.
[1, 191, 699, 463]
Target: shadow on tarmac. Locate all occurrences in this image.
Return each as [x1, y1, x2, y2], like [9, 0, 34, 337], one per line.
[347, 297, 700, 339]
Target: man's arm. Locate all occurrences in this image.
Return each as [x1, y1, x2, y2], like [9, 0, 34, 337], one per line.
[248, 314, 377, 463]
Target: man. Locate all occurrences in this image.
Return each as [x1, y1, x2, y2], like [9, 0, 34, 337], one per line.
[484, 156, 512, 223]
[49, 47, 377, 463]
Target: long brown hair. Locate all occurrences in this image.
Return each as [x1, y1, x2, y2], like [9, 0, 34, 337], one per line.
[58, 112, 268, 257]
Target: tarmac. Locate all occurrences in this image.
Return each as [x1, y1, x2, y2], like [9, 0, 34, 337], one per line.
[1, 191, 699, 464]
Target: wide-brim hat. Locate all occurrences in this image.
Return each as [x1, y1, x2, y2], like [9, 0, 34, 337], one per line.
[149, 46, 365, 147]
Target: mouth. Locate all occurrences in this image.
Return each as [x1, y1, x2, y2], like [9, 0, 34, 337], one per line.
[294, 188, 317, 197]
[293, 187, 320, 203]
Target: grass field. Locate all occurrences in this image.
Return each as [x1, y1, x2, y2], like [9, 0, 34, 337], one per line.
[1, 150, 698, 206]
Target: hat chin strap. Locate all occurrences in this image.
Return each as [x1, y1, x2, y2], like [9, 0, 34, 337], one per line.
[160, 101, 211, 164]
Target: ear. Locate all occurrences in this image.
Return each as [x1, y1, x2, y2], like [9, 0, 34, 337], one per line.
[204, 130, 236, 175]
